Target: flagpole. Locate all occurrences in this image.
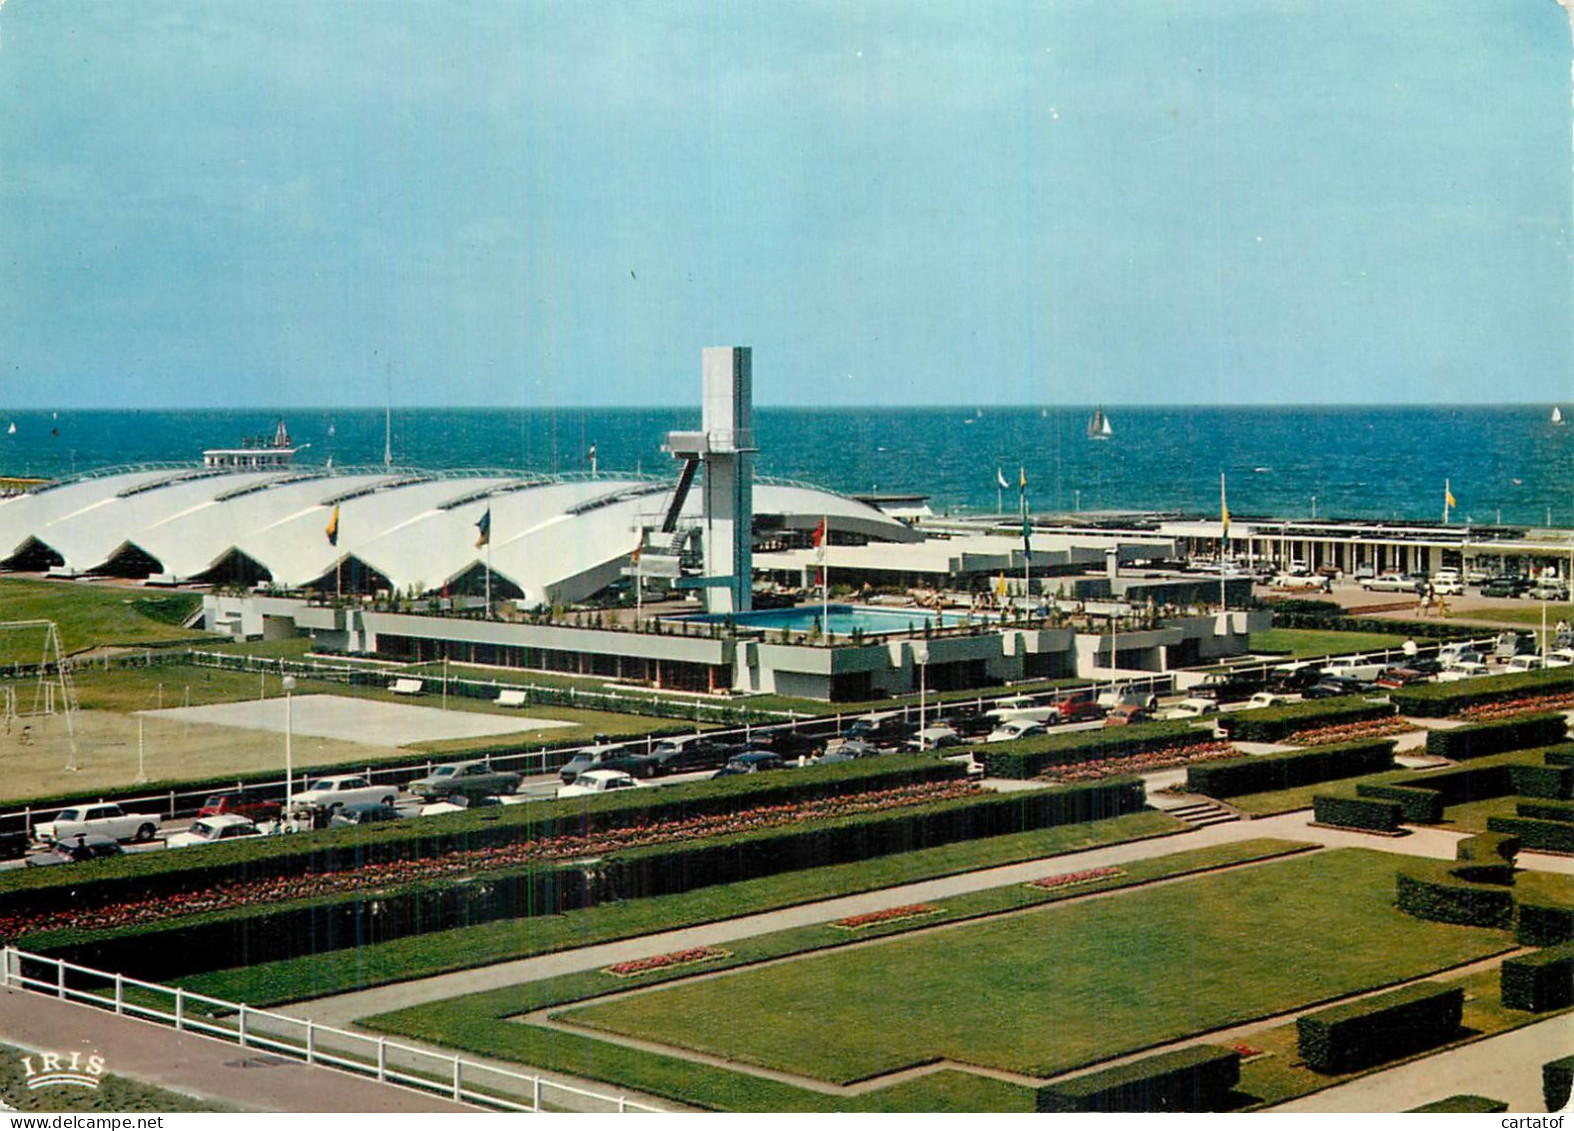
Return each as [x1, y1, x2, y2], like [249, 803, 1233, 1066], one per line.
[821, 515, 829, 629]
[485, 540, 492, 614]
[1443, 479, 1451, 525]
[1219, 471, 1228, 612]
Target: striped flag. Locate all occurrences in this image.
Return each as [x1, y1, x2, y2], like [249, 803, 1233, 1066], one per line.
[475, 506, 491, 549]
[325, 504, 340, 546]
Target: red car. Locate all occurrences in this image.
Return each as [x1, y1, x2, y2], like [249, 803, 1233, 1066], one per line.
[1103, 704, 1152, 727]
[1050, 696, 1105, 724]
[197, 791, 282, 823]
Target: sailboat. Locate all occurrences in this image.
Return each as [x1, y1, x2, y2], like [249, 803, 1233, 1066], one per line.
[1553, 406, 1564, 426]
[1088, 407, 1112, 440]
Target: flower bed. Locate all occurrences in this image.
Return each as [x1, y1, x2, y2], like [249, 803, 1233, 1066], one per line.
[1462, 692, 1574, 722]
[0, 780, 979, 942]
[1027, 865, 1125, 891]
[830, 904, 941, 931]
[1039, 740, 1237, 784]
[1290, 717, 1412, 747]
[604, 946, 730, 978]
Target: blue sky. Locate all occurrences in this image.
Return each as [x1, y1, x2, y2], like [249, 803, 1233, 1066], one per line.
[0, 1, 1569, 408]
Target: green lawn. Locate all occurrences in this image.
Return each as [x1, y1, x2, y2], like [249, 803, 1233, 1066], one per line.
[1248, 628, 1419, 658]
[179, 809, 1188, 1005]
[0, 578, 211, 661]
[1440, 602, 1574, 630]
[558, 850, 1508, 1086]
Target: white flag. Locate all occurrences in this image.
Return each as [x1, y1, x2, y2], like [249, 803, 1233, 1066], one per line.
[996, 468, 1009, 489]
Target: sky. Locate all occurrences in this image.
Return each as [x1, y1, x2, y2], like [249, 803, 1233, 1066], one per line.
[0, 0, 1570, 409]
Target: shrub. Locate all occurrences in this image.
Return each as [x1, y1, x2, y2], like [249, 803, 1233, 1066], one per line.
[1400, 762, 1515, 806]
[1510, 762, 1574, 801]
[1394, 670, 1574, 719]
[1486, 816, 1574, 855]
[1545, 1054, 1574, 1114]
[1296, 981, 1463, 1074]
[1035, 1045, 1241, 1113]
[1518, 800, 1574, 824]
[1424, 715, 1568, 761]
[1397, 868, 1516, 929]
[1518, 904, 1574, 948]
[1219, 699, 1395, 744]
[1500, 943, 1574, 1013]
[1185, 741, 1395, 799]
[1354, 783, 1444, 824]
[1406, 1096, 1508, 1113]
[1451, 832, 1520, 885]
[977, 720, 1214, 780]
[1312, 794, 1402, 833]
[1542, 744, 1574, 767]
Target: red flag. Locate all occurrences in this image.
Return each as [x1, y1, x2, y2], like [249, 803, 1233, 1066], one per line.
[811, 518, 826, 549]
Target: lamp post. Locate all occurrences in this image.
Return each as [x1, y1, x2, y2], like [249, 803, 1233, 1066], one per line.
[282, 675, 296, 816]
[913, 644, 930, 736]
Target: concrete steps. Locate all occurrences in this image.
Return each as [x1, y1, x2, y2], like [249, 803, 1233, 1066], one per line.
[1164, 800, 1241, 828]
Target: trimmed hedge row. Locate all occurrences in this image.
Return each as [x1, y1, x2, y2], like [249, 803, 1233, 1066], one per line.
[1218, 699, 1395, 744]
[0, 756, 968, 914]
[1519, 800, 1574, 824]
[1354, 783, 1444, 824]
[1520, 903, 1574, 947]
[1487, 816, 1574, 855]
[1500, 942, 1574, 1013]
[1184, 740, 1395, 800]
[1394, 670, 1574, 719]
[1399, 762, 1515, 806]
[1406, 1096, 1508, 1113]
[1035, 1045, 1240, 1113]
[1312, 794, 1402, 833]
[1424, 715, 1569, 761]
[1296, 981, 1463, 1074]
[1511, 762, 1574, 801]
[1397, 868, 1516, 929]
[1452, 832, 1520, 886]
[595, 778, 1147, 901]
[977, 719, 1215, 780]
[1547, 745, 1574, 767]
[1547, 1055, 1574, 1113]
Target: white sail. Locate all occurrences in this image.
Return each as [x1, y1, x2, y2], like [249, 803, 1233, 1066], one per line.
[1554, 406, 1564, 425]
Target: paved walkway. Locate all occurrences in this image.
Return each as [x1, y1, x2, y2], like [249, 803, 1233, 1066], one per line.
[0, 988, 471, 1113]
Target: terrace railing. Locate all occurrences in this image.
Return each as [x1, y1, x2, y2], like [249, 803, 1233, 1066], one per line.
[0, 947, 665, 1113]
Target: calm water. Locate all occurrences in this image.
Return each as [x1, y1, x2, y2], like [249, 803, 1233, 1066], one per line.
[1, 405, 1570, 527]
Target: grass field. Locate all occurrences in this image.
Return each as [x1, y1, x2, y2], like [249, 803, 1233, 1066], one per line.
[557, 849, 1508, 1086]
[178, 809, 1189, 1005]
[1248, 628, 1418, 658]
[0, 579, 209, 662]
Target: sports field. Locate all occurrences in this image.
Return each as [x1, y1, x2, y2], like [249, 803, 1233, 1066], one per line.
[557, 849, 1509, 1085]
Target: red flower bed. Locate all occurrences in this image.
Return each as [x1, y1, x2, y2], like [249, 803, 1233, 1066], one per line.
[1289, 717, 1410, 746]
[1039, 740, 1236, 784]
[1462, 692, 1574, 721]
[0, 779, 980, 942]
[830, 903, 939, 931]
[605, 946, 729, 977]
[1027, 865, 1125, 891]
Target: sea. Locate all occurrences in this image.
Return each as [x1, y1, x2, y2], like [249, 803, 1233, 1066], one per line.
[1, 405, 1570, 529]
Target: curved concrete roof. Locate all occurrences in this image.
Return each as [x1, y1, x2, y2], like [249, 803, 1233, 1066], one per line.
[0, 467, 917, 603]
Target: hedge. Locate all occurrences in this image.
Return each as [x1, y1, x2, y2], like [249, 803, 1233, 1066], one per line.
[1312, 794, 1402, 833]
[1500, 942, 1574, 1013]
[0, 756, 967, 915]
[1424, 715, 1569, 761]
[1296, 981, 1463, 1074]
[1398, 762, 1515, 807]
[1487, 816, 1574, 855]
[977, 719, 1215, 780]
[1451, 832, 1520, 885]
[1397, 868, 1516, 929]
[1268, 608, 1474, 641]
[1547, 746, 1574, 767]
[1406, 1096, 1508, 1113]
[1519, 800, 1574, 824]
[1354, 783, 1444, 824]
[1519, 904, 1574, 948]
[1184, 740, 1395, 800]
[596, 778, 1147, 901]
[1511, 762, 1574, 801]
[1394, 670, 1574, 719]
[1545, 1055, 1574, 1114]
[1035, 1045, 1240, 1113]
[1219, 699, 1395, 744]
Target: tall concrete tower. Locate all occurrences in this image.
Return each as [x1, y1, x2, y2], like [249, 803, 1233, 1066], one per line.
[665, 347, 756, 614]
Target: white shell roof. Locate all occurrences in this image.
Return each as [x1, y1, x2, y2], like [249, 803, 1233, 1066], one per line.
[0, 468, 916, 602]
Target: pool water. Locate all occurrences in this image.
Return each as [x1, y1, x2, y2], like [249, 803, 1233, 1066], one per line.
[671, 604, 979, 636]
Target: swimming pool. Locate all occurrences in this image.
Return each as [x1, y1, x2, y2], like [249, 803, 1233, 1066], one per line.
[671, 604, 977, 636]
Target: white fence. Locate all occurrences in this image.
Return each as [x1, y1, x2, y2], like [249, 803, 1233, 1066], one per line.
[0, 947, 664, 1113]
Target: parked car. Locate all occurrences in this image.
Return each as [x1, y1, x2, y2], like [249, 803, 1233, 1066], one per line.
[1363, 573, 1419, 592]
[419, 795, 503, 817]
[819, 738, 882, 761]
[559, 744, 657, 784]
[986, 718, 1047, 744]
[292, 775, 398, 814]
[1103, 703, 1152, 727]
[751, 729, 828, 762]
[406, 760, 522, 803]
[35, 803, 159, 845]
[1244, 692, 1291, 710]
[1096, 684, 1159, 712]
[557, 769, 643, 798]
[642, 736, 738, 777]
[1432, 575, 1464, 596]
[1353, 564, 1377, 580]
[328, 802, 403, 828]
[712, 751, 786, 777]
[1503, 655, 1545, 674]
[1267, 662, 1325, 693]
[165, 814, 267, 848]
[1189, 672, 1266, 703]
[1546, 648, 1574, 668]
[1481, 576, 1527, 598]
[1164, 698, 1220, 720]
[908, 725, 964, 751]
[1045, 695, 1105, 724]
[24, 833, 125, 867]
[197, 791, 282, 824]
[842, 713, 917, 746]
[1529, 581, 1570, 602]
[1375, 666, 1428, 689]
[1302, 677, 1371, 700]
[1494, 632, 1536, 660]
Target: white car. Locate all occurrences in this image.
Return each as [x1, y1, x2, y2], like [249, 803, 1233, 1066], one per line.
[556, 769, 642, 798]
[1432, 578, 1464, 596]
[35, 803, 159, 845]
[1503, 655, 1545, 674]
[986, 718, 1047, 744]
[1363, 573, 1418, 593]
[908, 726, 963, 751]
[165, 813, 267, 848]
[1245, 692, 1291, 710]
[1165, 698, 1221, 720]
[293, 775, 398, 813]
[1546, 648, 1574, 669]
